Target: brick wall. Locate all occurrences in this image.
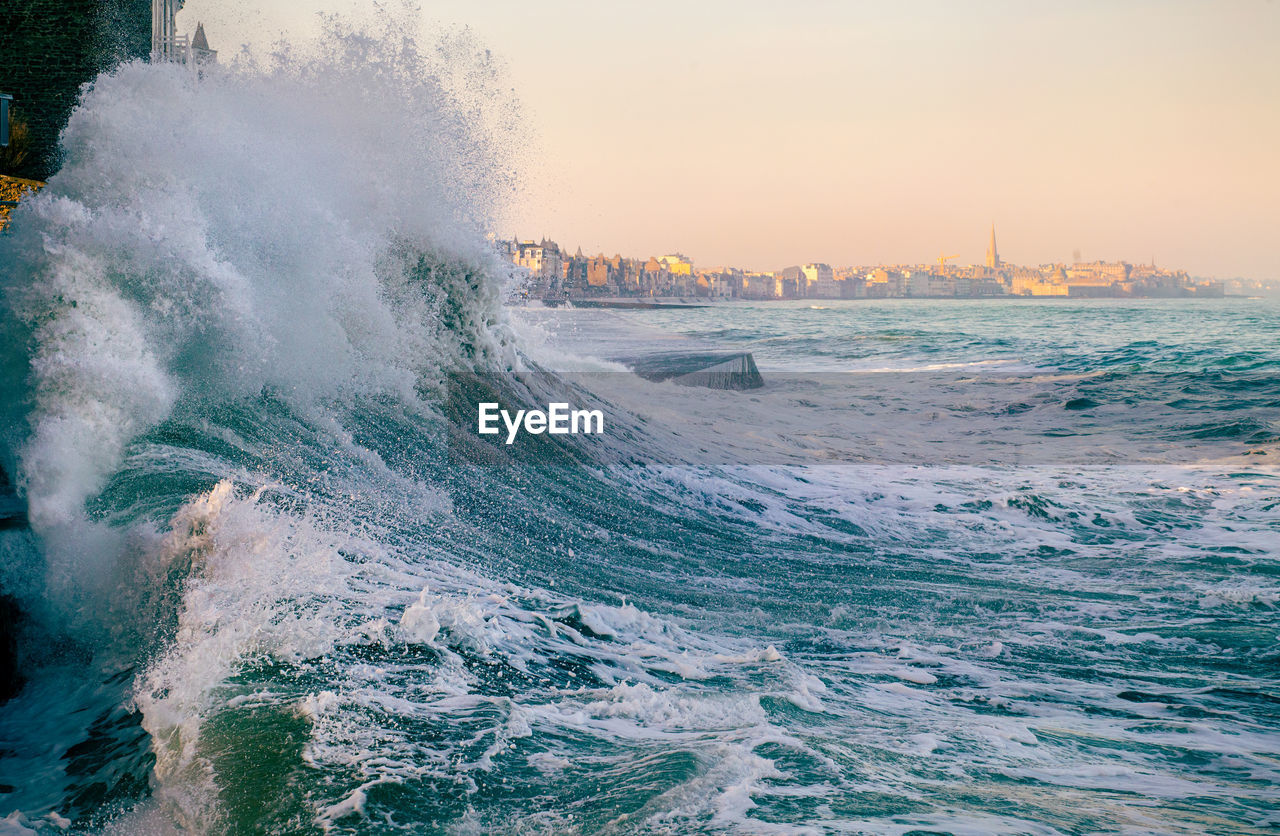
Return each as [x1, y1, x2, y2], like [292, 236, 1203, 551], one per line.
[0, 0, 151, 180]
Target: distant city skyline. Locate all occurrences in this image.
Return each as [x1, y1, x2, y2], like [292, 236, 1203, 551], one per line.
[179, 0, 1280, 280]
[501, 224, 1202, 277]
[499, 227, 1248, 303]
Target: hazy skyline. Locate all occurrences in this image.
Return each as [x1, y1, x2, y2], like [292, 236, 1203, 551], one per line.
[179, 1, 1280, 278]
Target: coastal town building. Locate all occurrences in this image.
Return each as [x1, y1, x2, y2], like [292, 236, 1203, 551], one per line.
[659, 254, 694, 277]
[739, 272, 780, 299]
[803, 263, 839, 298]
[514, 238, 564, 284]
[1012, 270, 1068, 296]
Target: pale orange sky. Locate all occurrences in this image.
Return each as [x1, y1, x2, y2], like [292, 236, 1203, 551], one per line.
[181, 1, 1279, 278]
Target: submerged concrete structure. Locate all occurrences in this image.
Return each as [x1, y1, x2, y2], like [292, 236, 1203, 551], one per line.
[624, 351, 764, 391]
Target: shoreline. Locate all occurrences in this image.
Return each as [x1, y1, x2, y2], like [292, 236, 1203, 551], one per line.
[511, 292, 1258, 310]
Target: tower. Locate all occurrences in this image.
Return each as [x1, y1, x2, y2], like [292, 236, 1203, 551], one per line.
[985, 223, 1000, 269]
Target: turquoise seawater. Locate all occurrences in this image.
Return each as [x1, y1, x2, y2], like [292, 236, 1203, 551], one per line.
[4, 292, 1277, 834]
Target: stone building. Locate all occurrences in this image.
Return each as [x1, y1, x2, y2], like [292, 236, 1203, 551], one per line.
[515, 239, 563, 285]
[802, 263, 838, 298]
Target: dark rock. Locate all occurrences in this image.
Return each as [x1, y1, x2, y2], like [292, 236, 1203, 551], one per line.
[0, 594, 22, 702]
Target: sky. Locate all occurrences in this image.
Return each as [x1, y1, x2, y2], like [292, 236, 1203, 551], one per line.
[177, 1, 1280, 278]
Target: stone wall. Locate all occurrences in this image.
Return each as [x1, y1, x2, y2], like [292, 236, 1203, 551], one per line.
[0, 0, 151, 180]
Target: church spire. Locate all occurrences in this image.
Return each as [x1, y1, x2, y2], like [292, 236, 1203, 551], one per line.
[985, 223, 1000, 269]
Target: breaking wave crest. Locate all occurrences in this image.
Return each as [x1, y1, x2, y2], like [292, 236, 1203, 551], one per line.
[0, 15, 824, 834]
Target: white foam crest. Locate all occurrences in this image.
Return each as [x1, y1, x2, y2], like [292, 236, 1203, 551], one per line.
[135, 479, 368, 829]
[282, 558, 826, 830]
[1197, 583, 1280, 609]
[627, 740, 811, 835]
[574, 681, 768, 734]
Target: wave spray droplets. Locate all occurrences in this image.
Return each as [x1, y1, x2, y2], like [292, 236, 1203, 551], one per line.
[0, 15, 542, 829]
[0, 15, 520, 619]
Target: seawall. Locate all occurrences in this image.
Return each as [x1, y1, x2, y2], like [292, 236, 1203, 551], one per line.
[0, 0, 150, 180]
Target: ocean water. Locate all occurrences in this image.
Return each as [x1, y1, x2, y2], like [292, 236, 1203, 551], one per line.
[1, 24, 1278, 836]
